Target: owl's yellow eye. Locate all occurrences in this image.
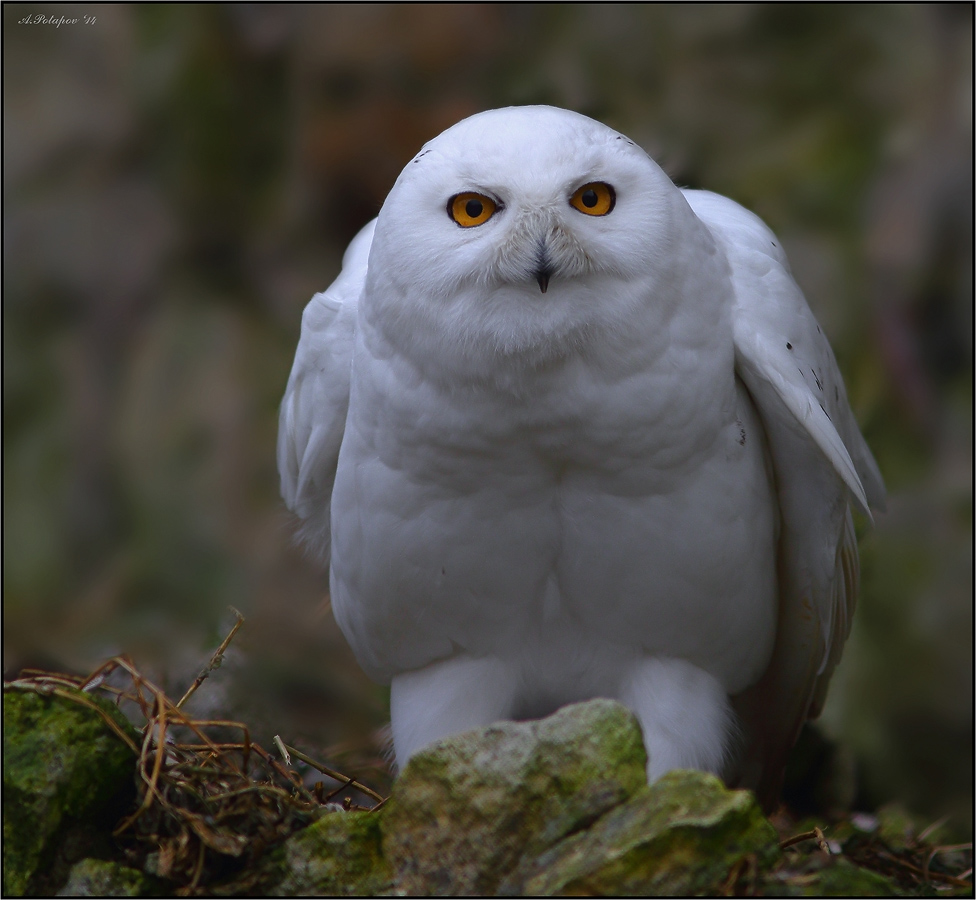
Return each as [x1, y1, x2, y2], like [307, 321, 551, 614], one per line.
[448, 192, 497, 227]
[570, 182, 615, 216]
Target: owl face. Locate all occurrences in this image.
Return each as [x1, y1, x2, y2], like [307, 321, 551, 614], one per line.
[363, 107, 705, 378]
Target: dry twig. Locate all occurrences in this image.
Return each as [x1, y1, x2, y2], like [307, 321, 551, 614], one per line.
[176, 607, 245, 710]
[779, 826, 830, 855]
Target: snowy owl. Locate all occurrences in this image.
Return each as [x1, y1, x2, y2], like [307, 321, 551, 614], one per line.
[277, 106, 885, 804]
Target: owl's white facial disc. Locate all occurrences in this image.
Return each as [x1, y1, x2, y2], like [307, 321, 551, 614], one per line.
[362, 106, 704, 381]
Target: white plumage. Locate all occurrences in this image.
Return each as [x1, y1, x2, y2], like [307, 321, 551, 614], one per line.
[277, 106, 885, 804]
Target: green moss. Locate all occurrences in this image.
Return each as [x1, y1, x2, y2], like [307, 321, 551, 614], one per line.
[3, 688, 139, 896]
[261, 810, 392, 896]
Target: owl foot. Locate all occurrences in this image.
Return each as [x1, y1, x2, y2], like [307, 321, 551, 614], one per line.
[389, 653, 519, 771]
[617, 656, 736, 782]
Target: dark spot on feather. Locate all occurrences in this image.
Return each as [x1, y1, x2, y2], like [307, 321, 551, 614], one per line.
[786, 342, 793, 350]
[812, 368, 823, 391]
[834, 386, 839, 401]
[771, 241, 777, 247]
[735, 418, 747, 446]
[441, 567, 446, 575]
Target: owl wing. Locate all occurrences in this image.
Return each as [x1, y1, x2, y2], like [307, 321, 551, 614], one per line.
[277, 219, 376, 563]
[682, 190, 885, 806]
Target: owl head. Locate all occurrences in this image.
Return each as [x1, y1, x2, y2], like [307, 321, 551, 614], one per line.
[361, 106, 720, 384]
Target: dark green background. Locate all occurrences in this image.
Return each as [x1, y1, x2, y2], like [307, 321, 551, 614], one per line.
[4, 4, 972, 834]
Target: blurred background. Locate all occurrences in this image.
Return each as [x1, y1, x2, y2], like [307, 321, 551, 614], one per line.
[4, 5, 972, 834]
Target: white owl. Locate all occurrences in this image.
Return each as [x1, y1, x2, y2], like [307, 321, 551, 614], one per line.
[277, 106, 885, 805]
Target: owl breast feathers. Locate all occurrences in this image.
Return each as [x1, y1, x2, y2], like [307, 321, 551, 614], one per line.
[277, 106, 885, 807]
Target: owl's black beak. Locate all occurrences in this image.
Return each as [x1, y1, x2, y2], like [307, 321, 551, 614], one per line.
[534, 238, 554, 292]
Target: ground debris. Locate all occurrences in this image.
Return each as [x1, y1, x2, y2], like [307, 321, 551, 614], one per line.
[762, 805, 973, 897]
[4, 613, 386, 897]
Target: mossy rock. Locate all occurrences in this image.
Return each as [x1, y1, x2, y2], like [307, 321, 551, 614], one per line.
[3, 687, 140, 896]
[264, 700, 793, 896]
[381, 698, 649, 895]
[512, 769, 779, 896]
